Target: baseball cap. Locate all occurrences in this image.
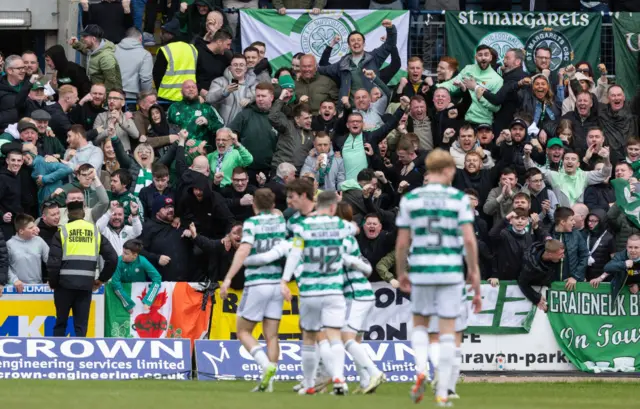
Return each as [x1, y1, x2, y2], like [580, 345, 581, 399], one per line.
[161, 18, 181, 38]
[31, 81, 45, 91]
[546, 138, 564, 149]
[476, 123, 492, 131]
[17, 120, 38, 133]
[278, 74, 295, 89]
[67, 201, 84, 211]
[151, 195, 174, 217]
[79, 24, 104, 39]
[31, 109, 51, 122]
[510, 118, 528, 129]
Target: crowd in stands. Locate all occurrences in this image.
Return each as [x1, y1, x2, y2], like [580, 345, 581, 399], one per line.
[0, 0, 640, 316]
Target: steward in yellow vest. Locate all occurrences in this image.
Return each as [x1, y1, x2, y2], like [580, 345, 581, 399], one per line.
[156, 41, 198, 102]
[47, 201, 118, 337]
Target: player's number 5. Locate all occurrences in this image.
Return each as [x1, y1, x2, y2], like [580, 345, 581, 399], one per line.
[426, 217, 443, 249]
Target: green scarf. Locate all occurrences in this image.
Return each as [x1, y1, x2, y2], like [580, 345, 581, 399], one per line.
[611, 178, 640, 230]
[317, 155, 333, 187]
[134, 168, 153, 196]
[629, 158, 640, 179]
[549, 169, 588, 205]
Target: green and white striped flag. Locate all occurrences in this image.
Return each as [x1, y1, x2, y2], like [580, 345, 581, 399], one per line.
[240, 9, 410, 84]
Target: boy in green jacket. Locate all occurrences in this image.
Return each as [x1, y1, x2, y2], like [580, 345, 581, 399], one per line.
[111, 239, 162, 313]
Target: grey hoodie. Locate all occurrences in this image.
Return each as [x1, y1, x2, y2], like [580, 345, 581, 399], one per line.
[7, 235, 49, 284]
[207, 67, 256, 125]
[115, 37, 154, 99]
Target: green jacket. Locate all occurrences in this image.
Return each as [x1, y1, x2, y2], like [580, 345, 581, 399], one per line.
[229, 103, 278, 172]
[438, 63, 503, 125]
[376, 250, 396, 283]
[167, 99, 223, 144]
[295, 73, 339, 115]
[108, 190, 144, 224]
[207, 145, 253, 187]
[72, 39, 122, 92]
[111, 255, 162, 310]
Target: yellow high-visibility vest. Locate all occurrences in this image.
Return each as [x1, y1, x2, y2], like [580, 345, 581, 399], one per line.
[60, 219, 101, 280]
[158, 42, 198, 102]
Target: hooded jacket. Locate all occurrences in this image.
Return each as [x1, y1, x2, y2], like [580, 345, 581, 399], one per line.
[585, 208, 615, 280]
[207, 67, 256, 125]
[114, 37, 153, 99]
[561, 100, 599, 158]
[450, 140, 494, 171]
[220, 184, 256, 223]
[605, 249, 640, 302]
[268, 99, 314, 172]
[584, 182, 615, 214]
[0, 166, 23, 239]
[518, 241, 562, 305]
[72, 39, 123, 92]
[517, 81, 562, 138]
[178, 0, 230, 42]
[140, 217, 198, 282]
[489, 218, 543, 280]
[45, 45, 92, 98]
[228, 103, 278, 172]
[562, 72, 608, 116]
[30, 155, 73, 208]
[0, 76, 31, 132]
[597, 102, 640, 164]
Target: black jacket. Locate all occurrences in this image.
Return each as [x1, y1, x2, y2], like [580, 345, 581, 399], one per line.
[194, 36, 231, 92]
[482, 66, 528, 135]
[45, 103, 74, 147]
[0, 76, 31, 131]
[140, 218, 197, 281]
[562, 105, 598, 158]
[585, 209, 616, 280]
[518, 242, 561, 305]
[81, 2, 133, 45]
[264, 179, 287, 211]
[584, 183, 615, 214]
[0, 167, 23, 239]
[45, 45, 92, 98]
[357, 230, 395, 282]
[69, 102, 107, 140]
[489, 218, 542, 280]
[220, 185, 257, 223]
[195, 234, 245, 289]
[0, 229, 7, 285]
[47, 222, 118, 290]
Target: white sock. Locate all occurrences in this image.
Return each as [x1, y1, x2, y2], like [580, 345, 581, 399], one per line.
[429, 342, 440, 370]
[301, 345, 318, 389]
[318, 340, 332, 377]
[250, 345, 270, 370]
[330, 340, 346, 381]
[355, 359, 370, 388]
[450, 347, 462, 393]
[346, 339, 381, 378]
[411, 326, 429, 374]
[436, 334, 455, 399]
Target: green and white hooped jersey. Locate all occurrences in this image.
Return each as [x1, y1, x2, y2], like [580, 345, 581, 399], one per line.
[342, 236, 374, 301]
[396, 183, 474, 285]
[241, 213, 287, 287]
[290, 215, 354, 297]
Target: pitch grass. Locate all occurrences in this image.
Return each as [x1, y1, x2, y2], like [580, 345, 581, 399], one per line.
[2, 379, 638, 409]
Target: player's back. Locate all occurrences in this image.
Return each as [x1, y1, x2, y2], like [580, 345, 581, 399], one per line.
[242, 213, 288, 287]
[396, 183, 474, 286]
[293, 214, 353, 297]
[342, 235, 374, 301]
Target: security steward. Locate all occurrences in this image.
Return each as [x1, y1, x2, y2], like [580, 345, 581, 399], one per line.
[47, 201, 118, 337]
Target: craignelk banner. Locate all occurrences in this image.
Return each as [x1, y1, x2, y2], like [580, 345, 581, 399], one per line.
[0, 338, 191, 380]
[547, 282, 640, 372]
[613, 12, 640, 99]
[445, 12, 602, 72]
[0, 285, 104, 337]
[105, 282, 212, 346]
[240, 9, 409, 84]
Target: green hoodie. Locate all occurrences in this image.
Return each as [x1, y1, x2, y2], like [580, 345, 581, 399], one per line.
[229, 103, 278, 172]
[438, 63, 503, 125]
[339, 179, 363, 192]
[72, 39, 122, 92]
[110, 255, 162, 311]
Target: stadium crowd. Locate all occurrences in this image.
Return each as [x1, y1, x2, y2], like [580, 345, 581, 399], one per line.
[0, 0, 639, 318]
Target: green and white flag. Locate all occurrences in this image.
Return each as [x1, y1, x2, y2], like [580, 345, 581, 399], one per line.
[612, 12, 640, 99]
[466, 281, 537, 334]
[240, 9, 410, 84]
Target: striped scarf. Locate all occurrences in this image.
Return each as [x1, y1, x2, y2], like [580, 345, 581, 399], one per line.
[134, 168, 153, 196]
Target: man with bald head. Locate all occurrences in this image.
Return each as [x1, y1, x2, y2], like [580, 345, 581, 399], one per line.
[168, 79, 224, 143]
[295, 54, 338, 115]
[572, 203, 589, 238]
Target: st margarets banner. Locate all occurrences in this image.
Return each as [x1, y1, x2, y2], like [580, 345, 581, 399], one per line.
[445, 11, 602, 73]
[547, 282, 640, 372]
[612, 12, 640, 99]
[240, 9, 410, 84]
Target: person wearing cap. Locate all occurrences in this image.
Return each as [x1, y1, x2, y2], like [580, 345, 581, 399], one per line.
[207, 52, 254, 125]
[69, 24, 123, 93]
[18, 80, 48, 119]
[47, 198, 118, 337]
[140, 195, 199, 281]
[153, 18, 196, 103]
[30, 111, 66, 158]
[0, 55, 32, 132]
[529, 137, 565, 172]
[268, 88, 314, 173]
[78, 0, 133, 45]
[500, 117, 530, 183]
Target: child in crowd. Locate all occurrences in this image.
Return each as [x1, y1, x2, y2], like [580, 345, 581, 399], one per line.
[7, 214, 49, 292]
[110, 239, 161, 313]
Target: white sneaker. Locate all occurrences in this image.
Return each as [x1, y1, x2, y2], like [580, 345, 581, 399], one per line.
[293, 381, 305, 392]
[448, 390, 460, 399]
[142, 32, 156, 46]
[363, 371, 386, 394]
[331, 379, 348, 395]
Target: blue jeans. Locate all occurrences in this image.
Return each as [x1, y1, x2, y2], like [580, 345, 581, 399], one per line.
[132, 0, 148, 31]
